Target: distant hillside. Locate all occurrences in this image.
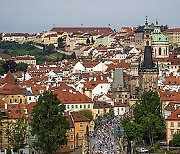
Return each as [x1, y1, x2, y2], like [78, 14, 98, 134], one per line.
[0, 41, 63, 64]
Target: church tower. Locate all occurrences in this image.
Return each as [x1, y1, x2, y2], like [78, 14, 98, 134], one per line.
[139, 46, 158, 94]
[143, 16, 152, 47]
[151, 18, 169, 58]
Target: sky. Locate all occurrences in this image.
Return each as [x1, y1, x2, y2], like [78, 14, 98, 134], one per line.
[0, 0, 180, 33]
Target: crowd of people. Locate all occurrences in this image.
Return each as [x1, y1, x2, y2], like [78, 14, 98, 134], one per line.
[90, 116, 122, 154]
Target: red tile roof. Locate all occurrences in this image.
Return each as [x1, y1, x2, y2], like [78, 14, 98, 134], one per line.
[50, 27, 113, 36]
[114, 102, 127, 107]
[164, 76, 180, 85]
[53, 83, 92, 104]
[166, 108, 180, 121]
[160, 91, 180, 102]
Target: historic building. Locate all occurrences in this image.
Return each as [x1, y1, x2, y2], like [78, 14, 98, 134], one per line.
[152, 19, 169, 58]
[139, 46, 159, 93]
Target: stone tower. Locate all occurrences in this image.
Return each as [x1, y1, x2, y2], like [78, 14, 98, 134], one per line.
[139, 46, 158, 94]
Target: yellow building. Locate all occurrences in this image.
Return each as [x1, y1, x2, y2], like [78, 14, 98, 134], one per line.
[0, 101, 26, 150]
[43, 33, 58, 47]
[4, 85, 27, 105]
[60, 112, 90, 153]
[166, 108, 180, 144]
[164, 28, 180, 46]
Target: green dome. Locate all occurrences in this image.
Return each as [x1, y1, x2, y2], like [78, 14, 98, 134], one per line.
[152, 33, 168, 42]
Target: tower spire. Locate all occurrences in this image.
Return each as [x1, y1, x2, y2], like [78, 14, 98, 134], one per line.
[145, 15, 149, 28]
[156, 17, 159, 25]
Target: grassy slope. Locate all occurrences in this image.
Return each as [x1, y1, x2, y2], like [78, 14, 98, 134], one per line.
[0, 41, 62, 64]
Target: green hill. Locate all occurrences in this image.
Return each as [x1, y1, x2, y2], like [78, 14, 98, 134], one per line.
[0, 41, 63, 64]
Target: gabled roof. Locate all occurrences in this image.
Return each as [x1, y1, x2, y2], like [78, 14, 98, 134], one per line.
[166, 108, 180, 121]
[4, 71, 15, 85]
[8, 85, 26, 95]
[53, 83, 92, 104]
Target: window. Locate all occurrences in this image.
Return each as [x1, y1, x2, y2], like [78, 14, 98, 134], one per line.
[121, 108, 124, 111]
[70, 128, 74, 132]
[15, 99, 17, 102]
[70, 144, 74, 149]
[70, 134, 74, 140]
[171, 122, 174, 127]
[178, 122, 180, 127]
[10, 99, 12, 103]
[88, 104, 90, 108]
[79, 131, 83, 137]
[80, 105, 82, 108]
[101, 86, 103, 89]
[80, 122, 83, 127]
[71, 105, 74, 109]
[20, 99, 22, 103]
[75, 105, 78, 109]
[159, 47, 161, 55]
[67, 105, 69, 109]
[29, 97, 31, 101]
[84, 105, 86, 108]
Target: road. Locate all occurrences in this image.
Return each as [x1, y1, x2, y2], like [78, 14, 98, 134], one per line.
[89, 116, 123, 154]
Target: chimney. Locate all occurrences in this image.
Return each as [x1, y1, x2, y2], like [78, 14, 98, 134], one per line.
[94, 77, 96, 81]
[36, 65, 40, 70]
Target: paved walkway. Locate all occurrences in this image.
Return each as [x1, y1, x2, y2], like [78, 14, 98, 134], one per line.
[89, 116, 122, 154]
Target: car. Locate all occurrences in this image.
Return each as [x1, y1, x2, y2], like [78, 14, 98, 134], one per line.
[136, 147, 149, 153]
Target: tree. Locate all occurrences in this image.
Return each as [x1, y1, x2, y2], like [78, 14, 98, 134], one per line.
[43, 44, 55, 53]
[61, 54, 66, 61]
[169, 133, 180, 147]
[0, 60, 6, 75]
[133, 91, 166, 145]
[2, 60, 17, 73]
[58, 37, 66, 50]
[7, 117, 28, 152]
[140, 113, 165, 146]
[134, 91, 162, 123]
[122, 117, 142, 154]
[31, 92, 70, 154]
[16, 62, 28, 72]
[79, 109, 93, 121]
[3, 49, 10, 55]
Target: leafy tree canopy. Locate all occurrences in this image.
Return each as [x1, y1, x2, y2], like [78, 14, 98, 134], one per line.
[16, 62, 28, 72]
[133, 91, 166, 145]
[169, 133, 180, 147]
[31, 92, 70, 154]
[2, 60, 17, 73]
[134, 91, 162, 123]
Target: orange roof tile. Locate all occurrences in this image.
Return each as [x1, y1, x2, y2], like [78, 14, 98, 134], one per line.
[166, 108, 180, 121]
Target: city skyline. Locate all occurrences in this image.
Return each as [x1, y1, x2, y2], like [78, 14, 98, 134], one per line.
[0, 0, 180, 33]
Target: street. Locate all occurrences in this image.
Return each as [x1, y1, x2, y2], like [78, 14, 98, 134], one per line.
[89, 116, 123, 154]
